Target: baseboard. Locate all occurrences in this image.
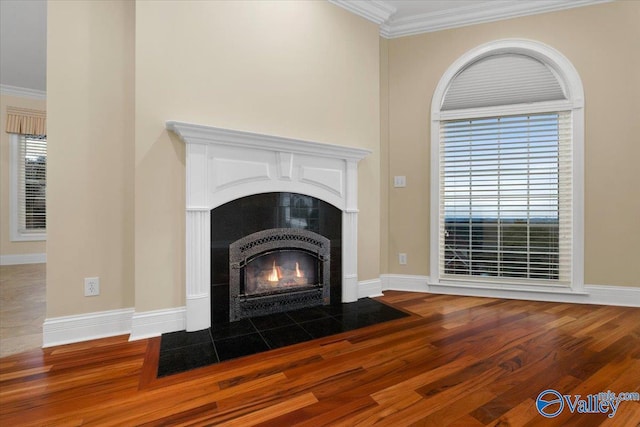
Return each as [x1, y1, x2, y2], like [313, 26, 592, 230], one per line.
[0, 253, 46, 266]
[381, 274, 430, 293]
[381, 274, 640, 307]
[583, 284, 640, 307]
[43, 306, 188, 347]
[358, 278, 383, 298]
[43, 308, 134, 348]
[129, 307, 186, 341]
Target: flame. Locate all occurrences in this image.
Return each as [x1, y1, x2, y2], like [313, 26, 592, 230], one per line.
[267, 261, 280, 282]
[295, 262, 304, 278]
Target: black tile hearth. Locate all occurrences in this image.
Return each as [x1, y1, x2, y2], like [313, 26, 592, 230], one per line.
[285, 306, 331, 323]
[249, 312, 293, 330]
[299, 316, 349, 339]
[157, 341, 218, 377]
[215, 332, 270, 362]
[160, 329, 212, 351]
[210, 318, 256, 340]
[157, 298, 409, 377]
[260, 324, 313, 349]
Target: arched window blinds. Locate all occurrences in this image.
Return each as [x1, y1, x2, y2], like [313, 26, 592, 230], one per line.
[441, 54, 567, 111]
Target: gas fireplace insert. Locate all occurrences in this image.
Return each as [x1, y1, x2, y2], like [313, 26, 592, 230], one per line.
[229, 228, 330, 321]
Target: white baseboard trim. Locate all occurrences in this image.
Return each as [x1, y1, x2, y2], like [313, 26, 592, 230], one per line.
[583, 284, 640, 307]
[358, 278, 383, 298]
[43, 307, 134, 348]
[380, 274, 640, 307]
[380, 274, 430, 293]
[0, 253, 46, 265]
[43, 306, 188, 348]
[129, 306, 186, 341]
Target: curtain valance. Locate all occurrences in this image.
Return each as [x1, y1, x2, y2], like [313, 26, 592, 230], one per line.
[5, 107, 46, 135]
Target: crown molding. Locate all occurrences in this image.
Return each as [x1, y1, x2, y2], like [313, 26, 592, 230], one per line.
[331, 0, 613, 39]
[384, 0, 612, 38]
[0, 84, 46, 100]
[328, 0, 396, 25]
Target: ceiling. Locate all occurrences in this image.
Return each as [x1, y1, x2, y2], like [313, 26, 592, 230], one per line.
[0, 0, 610, 95]
[0, 0, 47, 94]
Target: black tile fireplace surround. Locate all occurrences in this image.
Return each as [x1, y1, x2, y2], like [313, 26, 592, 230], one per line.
[210, 192, 342, 324]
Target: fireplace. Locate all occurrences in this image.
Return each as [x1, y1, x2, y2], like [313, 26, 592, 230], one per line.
[229, 228, 330, 321]
[211, 192, 341, 324]
[167, 121, 370, 332]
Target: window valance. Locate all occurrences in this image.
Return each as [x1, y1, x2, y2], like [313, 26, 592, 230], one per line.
[5, 107, 46, 136]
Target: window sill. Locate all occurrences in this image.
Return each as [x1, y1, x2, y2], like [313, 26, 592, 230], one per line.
[11, 232, 46, 242]
[431, 280, 588, 296]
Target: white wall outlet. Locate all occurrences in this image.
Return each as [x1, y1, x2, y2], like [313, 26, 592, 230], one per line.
[399, 253, 407, 265]
[84, 277, 100, 296]
[393, 176, 406, 188]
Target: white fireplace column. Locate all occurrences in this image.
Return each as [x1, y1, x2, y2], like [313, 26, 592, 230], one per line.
[167, 121, 371, 332]
[185, 209, 211, 331]
[342, 159, 361, 303]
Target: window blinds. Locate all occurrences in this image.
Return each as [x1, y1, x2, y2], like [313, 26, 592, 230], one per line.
[439, 112, 572, 284]
[18, 135, 47, 233]
[441, 54, 567, 111]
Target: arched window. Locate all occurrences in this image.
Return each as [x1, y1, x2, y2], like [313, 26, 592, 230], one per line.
[430, 39, 584, 293]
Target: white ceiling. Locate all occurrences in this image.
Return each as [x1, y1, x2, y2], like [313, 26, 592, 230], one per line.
[0, 0, 47, 93]
[0, 0, 610, 94]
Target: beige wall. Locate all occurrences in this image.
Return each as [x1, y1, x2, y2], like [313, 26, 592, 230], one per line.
[44, 0, 637, 322]
[46, 0, 135, 316]
[0, 94, 47, 258]
[45, 0, 380, 318]
[134, 1, 381, 312]
[386, 1, 640, 286]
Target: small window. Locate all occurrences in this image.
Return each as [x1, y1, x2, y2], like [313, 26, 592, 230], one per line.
[10, 133, 47, 241]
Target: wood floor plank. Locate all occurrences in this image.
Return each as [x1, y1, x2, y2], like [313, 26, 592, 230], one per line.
[1, 290, 639, 426]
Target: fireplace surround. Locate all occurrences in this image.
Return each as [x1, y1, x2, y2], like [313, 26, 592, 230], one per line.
[167, 121, 371, 332]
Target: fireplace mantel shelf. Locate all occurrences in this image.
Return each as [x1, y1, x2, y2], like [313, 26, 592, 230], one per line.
[166, 121, 371, 331]
[167, 121, 371, 162]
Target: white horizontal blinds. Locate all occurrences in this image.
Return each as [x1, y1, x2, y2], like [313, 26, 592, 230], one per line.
[441, 54, 567, 111]
[18, 135, 47, 233]
[439, 112, 572, 284]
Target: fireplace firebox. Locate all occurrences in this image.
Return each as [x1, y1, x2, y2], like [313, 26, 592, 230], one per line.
[229, 228, 330, 321]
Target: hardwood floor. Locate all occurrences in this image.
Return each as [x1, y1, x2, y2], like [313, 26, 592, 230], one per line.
[1, 291, 639, 426]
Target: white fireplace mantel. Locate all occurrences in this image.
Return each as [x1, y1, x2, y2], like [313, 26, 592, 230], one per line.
[167, 121, 371, 331]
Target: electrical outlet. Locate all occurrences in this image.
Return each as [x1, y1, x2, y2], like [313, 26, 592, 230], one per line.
[399, 253, 407, 265]
[84, 277, 100, 296]
[394, 176, 407, 188]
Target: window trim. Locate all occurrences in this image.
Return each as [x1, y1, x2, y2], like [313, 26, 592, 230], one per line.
[9, 133, 47, 242]
[430, 39, 584, 293]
